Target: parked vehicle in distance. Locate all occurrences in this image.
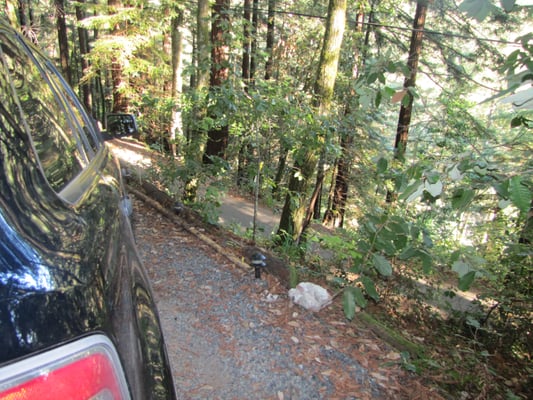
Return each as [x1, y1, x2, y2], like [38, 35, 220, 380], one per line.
[0, 19, 176, 399]
[105, 113, 139, 138]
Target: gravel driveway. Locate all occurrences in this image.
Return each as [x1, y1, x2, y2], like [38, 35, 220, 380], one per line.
[131, 196, 437, 400]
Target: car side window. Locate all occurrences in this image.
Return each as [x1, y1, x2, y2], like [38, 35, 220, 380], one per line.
[0, 32, 100, 193]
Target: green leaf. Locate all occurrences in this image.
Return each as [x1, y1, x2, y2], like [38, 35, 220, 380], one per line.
[376, 157, 388, 174]
[343, 287, 367, 319]
[361, 276, 380, 302]
[392, 234, 408, 253]
[399, 181, 424, 203]
[451, 188, 475, 212]
[420, 252, 433, 274]
[452, 260, 471, 277]
[509, 176, 532, 213]
[493, 180, 509, 198]
[399, 246, 418, 260]
[389, 219, 410, 235]
[352, 286, 368, 308]
[511, 116, 526, 128]
[372, 253, 392, 276]
[426, 171, 440, 184]
[500, 0, 516, 12]
[401, 92, 412, 107]
[458, 270, 476, 291]
[375, 90, 382, 108]
[424, 180, 443, 197]
[343, 288, 356, 320]
[448, 164, 463, 181]
[374, 236, 396, 256]
[458, 0, 494, 21]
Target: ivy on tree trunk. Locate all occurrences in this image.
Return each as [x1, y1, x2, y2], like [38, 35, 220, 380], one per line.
[277, 0, 347, 243]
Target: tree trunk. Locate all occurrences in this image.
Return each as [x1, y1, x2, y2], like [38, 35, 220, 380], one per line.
[75, 1, 92, 113]
[277, 0, 347, 244]
[108, 0, 128, 113]
[203, 0, 230, 163]
[323, 133, 352, 227]
[250, 0, 259, 82]
[170, 10, 184, 157]
[17, 0, 37, 43]
[393, 0, 428, 161]
[55, 0, 71, 85]
[323, 11, 365, 228]
[242, 0, 252, 87]
[272, 144, 288, 199]
[236, 0, 254, 187]
[196, 0, 211, 93]
[183, 0, 211, 202]
[264, 0, 276, 80]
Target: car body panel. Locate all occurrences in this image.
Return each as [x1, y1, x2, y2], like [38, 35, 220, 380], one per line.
[0, 20, 176, 399]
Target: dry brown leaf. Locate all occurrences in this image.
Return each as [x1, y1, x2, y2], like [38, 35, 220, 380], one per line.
[392, 89, 407, 103]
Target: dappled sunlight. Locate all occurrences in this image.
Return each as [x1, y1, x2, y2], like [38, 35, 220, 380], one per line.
[107, 139, 154, 169]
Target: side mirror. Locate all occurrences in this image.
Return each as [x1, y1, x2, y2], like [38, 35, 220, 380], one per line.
[105, 113, 138, 137]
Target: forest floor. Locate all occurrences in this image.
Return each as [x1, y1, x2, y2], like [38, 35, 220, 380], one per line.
[108, 137, 531, 400]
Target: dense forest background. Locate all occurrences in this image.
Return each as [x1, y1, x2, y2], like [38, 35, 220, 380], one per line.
[3, 0, 531, 398]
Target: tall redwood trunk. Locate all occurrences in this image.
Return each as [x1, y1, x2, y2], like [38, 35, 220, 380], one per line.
[394, 0, 428, 161]
[108, 0, 128, 113]
[75, 1, 92, 113]
[277, 0, 347, 243]
[323, 11, 365, 228]
[203, 0, 230, 163]
[264, 0, 276, 80]
[242, 0, 252, 87]
[250, 0, 258, 81]
[55, 0, 71, 85]
[170, 10, 184, 157]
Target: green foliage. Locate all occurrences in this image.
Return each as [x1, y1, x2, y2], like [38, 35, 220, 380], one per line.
[192, 184, 224, 225]
[27, 0, 532, 395]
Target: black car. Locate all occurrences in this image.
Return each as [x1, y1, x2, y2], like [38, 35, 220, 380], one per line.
[0, 20, 176, 399]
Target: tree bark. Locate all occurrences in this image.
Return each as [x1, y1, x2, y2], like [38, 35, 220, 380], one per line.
[16, 0, 37, 43]
[272, 144, 288, 198]
[323, 133, 352, 227]
[242, 0, 252, 87]
[203, 0, 230, 163]
[183, 0, 211, 202]
[108, 0, 128, 113]
[250, 0, 259, 82]
[196, 0, 211, 93]
[393, 0, 428, 161]
[264, 0, 276, 80]
[55, 0, 71, 85]
[75, 1, 92, 113]
[323, 11, 365, 228]
[170, 10, 184, 157]
[277, 0, 346, 243]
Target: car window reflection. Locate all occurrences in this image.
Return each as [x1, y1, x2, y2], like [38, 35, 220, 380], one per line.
[0, 33, 102, 194]
[0, 37, 84, 192]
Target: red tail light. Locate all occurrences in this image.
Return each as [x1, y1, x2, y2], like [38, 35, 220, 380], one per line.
[0, 335, 131, 400]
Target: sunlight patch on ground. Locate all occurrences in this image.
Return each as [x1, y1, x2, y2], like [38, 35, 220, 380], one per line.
[108, 143, 153, 168]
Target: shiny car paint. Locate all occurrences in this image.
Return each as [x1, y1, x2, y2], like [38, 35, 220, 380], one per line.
[0, 20, 175, 399]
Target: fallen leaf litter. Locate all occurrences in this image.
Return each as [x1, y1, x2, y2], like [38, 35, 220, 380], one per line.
[131, 196, 443, 400]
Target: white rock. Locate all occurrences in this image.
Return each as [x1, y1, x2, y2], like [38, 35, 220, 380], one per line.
[288, 282, 332, 312]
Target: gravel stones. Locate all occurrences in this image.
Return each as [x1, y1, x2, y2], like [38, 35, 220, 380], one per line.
[132, 197, 412, 399]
